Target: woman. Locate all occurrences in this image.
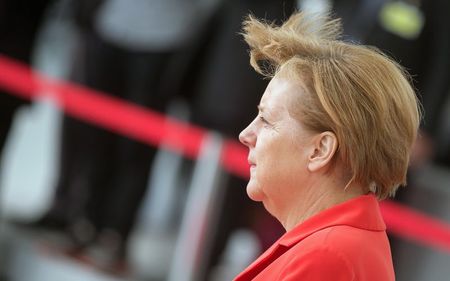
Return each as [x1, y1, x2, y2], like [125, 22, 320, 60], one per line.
[235, 12, 420, 281]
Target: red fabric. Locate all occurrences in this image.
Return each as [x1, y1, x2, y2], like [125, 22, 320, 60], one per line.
[234, 195, 395, 281]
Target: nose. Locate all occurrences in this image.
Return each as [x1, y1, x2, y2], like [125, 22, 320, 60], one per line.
[239, 123, 256, 147]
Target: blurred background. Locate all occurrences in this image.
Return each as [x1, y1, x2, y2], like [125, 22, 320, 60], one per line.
[0, 0, 449, 280]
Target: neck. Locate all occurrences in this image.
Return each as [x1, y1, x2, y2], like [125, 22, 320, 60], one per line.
[281, 176, 365, 231]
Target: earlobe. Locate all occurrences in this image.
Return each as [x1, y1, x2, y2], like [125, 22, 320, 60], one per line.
[307, 132, 338, 172]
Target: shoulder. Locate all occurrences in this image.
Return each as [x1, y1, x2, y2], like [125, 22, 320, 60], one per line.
[300, 225, 388, 255]
[277, 226, 392, 280]
[277, 243, 355, 281]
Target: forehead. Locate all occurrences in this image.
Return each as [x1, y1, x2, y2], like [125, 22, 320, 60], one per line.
[259, 76, 305, 113]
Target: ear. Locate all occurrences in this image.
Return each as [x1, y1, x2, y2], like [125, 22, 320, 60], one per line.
[307, 131, 338, 172]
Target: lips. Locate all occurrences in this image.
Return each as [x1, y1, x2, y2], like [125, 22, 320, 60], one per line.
[248, 158, 256, 173]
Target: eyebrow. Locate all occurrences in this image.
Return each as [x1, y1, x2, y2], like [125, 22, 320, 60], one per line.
[257, 105, 264, 112]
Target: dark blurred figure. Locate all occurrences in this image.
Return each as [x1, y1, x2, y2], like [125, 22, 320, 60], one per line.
[0, 0, 52, 160]
[25, 0, 221, 273]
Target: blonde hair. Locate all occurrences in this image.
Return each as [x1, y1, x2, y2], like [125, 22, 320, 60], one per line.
[242, 12, 421, 199]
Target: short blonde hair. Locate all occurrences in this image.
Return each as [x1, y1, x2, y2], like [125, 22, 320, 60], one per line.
[242, 12, 421, 199]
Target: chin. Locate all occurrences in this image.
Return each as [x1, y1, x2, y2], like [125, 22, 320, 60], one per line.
[246, 182, 265, 202]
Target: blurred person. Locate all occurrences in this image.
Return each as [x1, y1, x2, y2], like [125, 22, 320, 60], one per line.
[21, 0, 221, 273]
[235, 11, 420, 280]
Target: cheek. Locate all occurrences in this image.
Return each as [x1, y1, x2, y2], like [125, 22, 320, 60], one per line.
[258, 138, 308, 186]
[255, 137, 279, 174]
[255, 141, 287, 188]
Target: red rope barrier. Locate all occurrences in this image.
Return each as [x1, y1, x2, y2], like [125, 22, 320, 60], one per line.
[1, 54, 449, 254]
[380, 200, 450, 253]
[0, 55, 206, 159]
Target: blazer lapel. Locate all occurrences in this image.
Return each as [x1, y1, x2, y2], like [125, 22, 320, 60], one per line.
[233, 242, 289, 281]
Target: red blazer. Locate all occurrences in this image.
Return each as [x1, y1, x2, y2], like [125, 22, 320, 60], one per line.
[233, 194, 395, 281]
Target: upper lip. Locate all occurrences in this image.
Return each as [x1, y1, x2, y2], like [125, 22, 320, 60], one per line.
[248, 158, 256, 165]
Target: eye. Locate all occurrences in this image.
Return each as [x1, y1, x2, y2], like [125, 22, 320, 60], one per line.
[259, 116, 270, 125]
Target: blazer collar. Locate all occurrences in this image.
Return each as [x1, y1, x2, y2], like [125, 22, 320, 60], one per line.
[278, 194, 386, 247]
[234, 194, 386, 280]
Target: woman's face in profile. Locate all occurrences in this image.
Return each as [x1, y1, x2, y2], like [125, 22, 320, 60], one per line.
[239, 76, 317, 218]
